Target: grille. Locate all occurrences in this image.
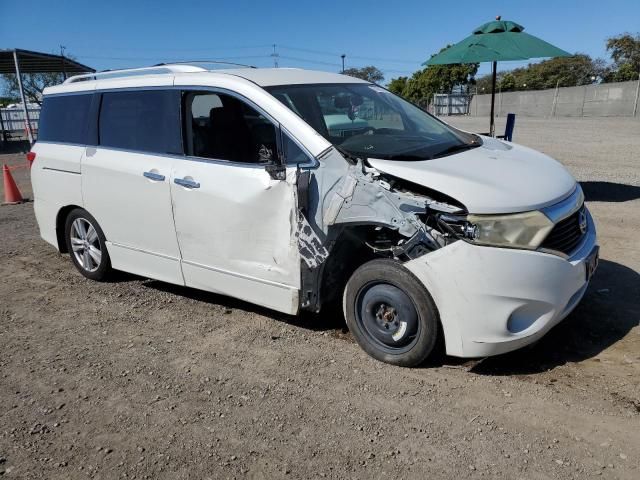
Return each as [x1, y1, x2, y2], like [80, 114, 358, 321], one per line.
[541, 207, 586, 255]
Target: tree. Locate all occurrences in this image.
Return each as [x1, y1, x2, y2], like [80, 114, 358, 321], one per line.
[0, 96, 18, 107]
[474, 55, 605, 92]
[475, 72, 511, 93]
[520, 55, 605, 89]
[606, 62, 639, 82]
[387, 76, 408, 96]
[604, 33, 640, 82]
[342, 66, 384, 83]
[473, 34, 640, 90]
[499, 72, 516, 91]
[386, 47, 478, 106]
[401, 63, 478, 106]
[1, 72, 66, 106]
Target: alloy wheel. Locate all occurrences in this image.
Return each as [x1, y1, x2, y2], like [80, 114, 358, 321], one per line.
[70, 218, 102, 273]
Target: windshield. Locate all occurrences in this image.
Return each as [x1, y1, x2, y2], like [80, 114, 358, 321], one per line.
[266, 83, 480, 161]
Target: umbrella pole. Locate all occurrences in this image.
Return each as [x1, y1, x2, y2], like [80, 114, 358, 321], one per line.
[489, 61, 497, 137]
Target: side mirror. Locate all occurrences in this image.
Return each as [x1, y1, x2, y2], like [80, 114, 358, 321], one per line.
[258, 143, 285, 180]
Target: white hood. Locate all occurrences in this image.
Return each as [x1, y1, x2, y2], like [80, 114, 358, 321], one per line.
[367, 137, 577, 214]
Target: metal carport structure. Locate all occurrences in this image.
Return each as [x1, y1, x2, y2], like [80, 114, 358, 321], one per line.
[0, 49, 95, 144]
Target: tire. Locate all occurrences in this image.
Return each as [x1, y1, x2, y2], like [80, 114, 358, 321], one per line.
[64, 208, 112, 281]
[343, 259, 439, 367]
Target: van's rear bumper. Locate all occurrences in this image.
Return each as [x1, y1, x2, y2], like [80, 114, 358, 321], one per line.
[404, 210, 597, 358]
[33, 197, 60, 250]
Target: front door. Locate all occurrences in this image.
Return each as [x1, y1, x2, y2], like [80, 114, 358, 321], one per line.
[170, 90, 300, 313]
[82, 89, 184, 284]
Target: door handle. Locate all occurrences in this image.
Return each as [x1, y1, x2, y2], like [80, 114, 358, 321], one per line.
[174, 177, 200, 189]
[143, 171, 165, 181]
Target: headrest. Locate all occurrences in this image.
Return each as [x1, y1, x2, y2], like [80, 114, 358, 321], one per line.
[209, 96, 245, 128]
[209, 106, 231, 128]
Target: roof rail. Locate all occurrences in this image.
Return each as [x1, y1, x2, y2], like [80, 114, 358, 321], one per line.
[155, 60, 257, 69]
[63, 64, 207, 84]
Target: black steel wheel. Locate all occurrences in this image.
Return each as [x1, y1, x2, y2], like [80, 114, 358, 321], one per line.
[344, 259, 439, 367]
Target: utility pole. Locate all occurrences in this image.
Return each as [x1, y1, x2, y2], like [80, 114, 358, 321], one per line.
[341, 54, 346, 73]
[271, 44, 279, 68]
[60, 45, 67, 80]
[475, 86, 478, 116]
[550, 79, 560, 117]
[633, 70, 640, 117]
[13, 50, 34, 144]
[489, 60, 497, 136]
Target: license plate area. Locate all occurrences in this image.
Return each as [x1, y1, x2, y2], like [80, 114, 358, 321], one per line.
[585, 246, 599, 281]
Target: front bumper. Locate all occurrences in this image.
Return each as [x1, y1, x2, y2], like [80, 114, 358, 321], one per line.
[405, 209, 597, 357]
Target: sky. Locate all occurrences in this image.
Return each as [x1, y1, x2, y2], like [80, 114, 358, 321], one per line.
[2, 0, 639, 82]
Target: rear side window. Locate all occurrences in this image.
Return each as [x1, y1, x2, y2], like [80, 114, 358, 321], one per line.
[38, 94, 92, 144]
[99, 90, 181, 154]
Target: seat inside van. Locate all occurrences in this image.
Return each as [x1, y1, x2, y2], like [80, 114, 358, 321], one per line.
[188, 92, 277, 163]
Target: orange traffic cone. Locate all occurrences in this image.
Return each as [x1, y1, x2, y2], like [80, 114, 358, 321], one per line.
[2, 165, 24, 205]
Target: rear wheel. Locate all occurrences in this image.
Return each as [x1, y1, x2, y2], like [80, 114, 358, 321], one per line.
[343, 259, 439, 367]
[64, 209, 112, 281]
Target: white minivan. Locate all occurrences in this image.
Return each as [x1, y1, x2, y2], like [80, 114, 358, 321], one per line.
[31, 64, 598, 366]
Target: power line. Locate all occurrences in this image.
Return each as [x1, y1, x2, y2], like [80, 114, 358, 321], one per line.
[278, 55, 342, 68]
[279, 45, 424, 65]
[72, 52, 416, 77]
[71, 44, 273, 53]
[277, 55, 414, 76]
[71, 44, 417, 78]
[64, 43, 539, 77]
[73, 54, 268, 62]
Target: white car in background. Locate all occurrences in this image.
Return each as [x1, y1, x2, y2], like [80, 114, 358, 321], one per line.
[30, 65, 598, 367]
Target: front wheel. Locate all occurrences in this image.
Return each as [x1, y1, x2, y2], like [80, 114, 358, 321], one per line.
[64, 209, 112, 281]
[343, 259, 439, 367]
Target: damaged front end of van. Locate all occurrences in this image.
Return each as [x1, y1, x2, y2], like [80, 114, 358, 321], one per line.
[295, 137, 597, 359]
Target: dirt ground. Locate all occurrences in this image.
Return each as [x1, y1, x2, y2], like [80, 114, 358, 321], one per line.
[0, 117, 639, 479]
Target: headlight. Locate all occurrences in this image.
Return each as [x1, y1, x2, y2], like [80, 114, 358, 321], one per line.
[466, 210, 554, 249]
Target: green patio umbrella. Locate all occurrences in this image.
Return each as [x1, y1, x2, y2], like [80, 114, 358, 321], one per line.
[424, 16, 571, 136]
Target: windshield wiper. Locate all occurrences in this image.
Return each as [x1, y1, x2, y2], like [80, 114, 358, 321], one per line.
[380, 154, 430, 161]
[333, 145, 363, 164]
[431, 141, 480, 159]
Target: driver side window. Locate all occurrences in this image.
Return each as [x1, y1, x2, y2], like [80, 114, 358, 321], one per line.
[183, 91, 279, 164]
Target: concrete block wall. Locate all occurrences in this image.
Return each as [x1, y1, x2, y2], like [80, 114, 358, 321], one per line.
[469, 80, 640, 118]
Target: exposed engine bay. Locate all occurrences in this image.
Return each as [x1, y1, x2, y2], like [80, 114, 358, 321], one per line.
[295, 146, 471, 312]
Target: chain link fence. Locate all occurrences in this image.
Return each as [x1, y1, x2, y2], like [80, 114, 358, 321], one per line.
[0, 107, 40, 141]
[432, 94, 472, 116]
